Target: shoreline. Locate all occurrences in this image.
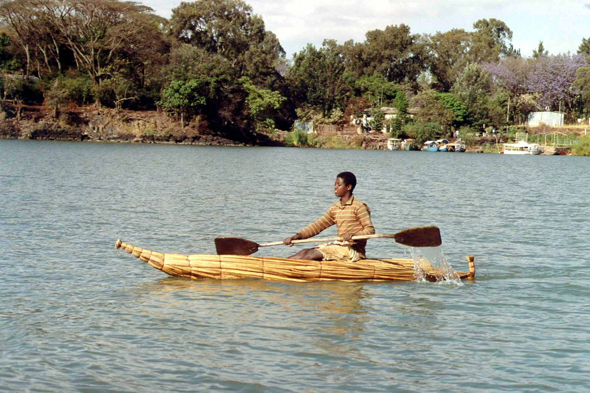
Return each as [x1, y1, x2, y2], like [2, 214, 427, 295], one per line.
[0, 105, 573, 154]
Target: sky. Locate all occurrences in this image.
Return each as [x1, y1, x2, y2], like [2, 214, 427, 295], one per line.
[141, 0, 590, 59]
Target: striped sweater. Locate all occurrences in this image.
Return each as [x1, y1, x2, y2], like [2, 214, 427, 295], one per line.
[298, 196, 375, 256]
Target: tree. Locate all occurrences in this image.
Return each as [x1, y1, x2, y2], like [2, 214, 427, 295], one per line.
[342, 24, 427, 86]
[483, 57, 529, 123]
[527, 54, 587, 112]
[363, 24, 428, 84]
[0, 32, 19, 72]
[0, 0, 36, 77]
[41, 0, 162, 85]
[168, 0, 287, 135]
[452, 63, 493, 128]
[353, 73, 399, 107]
[572, 66, 590, 114]
[240, 77, 286, 132]
[426, 29, 471, 91]
[436, 92, 467, 128]
[159, 79, 207, 128]
[402, 121, 441, 144]
[411, 89, 456, 131]
[470, 18, 514, 63]
[287, 40, 350, 117]
[45, 78, 69, 117]
[578, 38, 590, 57]
[169, 0, 284, 87]
[533, 41, 548, 59]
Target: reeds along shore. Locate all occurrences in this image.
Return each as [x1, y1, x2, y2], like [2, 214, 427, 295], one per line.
[115, 240, 475, 283]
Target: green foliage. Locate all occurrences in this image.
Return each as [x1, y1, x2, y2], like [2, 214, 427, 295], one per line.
[572, 134, 590, 156]
[389, 116, 403, 138]
[470, 18, 514, 62]
[159, 79, 207, 115]
[287, 40, 350, 117]
[533, 41, 548, 59]
[344, 24, 428, 84]
[59, 76, 94, 105]
[369, 108, 385, 133]
[578, 37, 590, 57]
[285, 128, 309, 146]
[402, 121, 442, 144]
[573, 67, 590, 112]
[0, 33, 19, 72]
[393, 91, 409, 114]
[45, 79, 69, 116]
[458, 126, 480, 147]
[2, 76, 43, 104]
[93, 84, 117, 108]
[306, 135, 363, 149]
[452, 63, 493, 128]
[426, 29, 471, 91]
[240, 76, 286, 132]
[436, 92, 467, 126]
[412, 89, 456, 131]
[354, 74, 399, 107]
[170, 0, 284, 85]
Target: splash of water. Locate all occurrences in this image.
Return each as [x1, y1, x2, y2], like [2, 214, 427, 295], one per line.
[409, 246, 463, 286]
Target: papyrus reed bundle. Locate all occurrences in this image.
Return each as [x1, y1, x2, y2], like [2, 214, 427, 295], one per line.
[116, 240, 474, 282]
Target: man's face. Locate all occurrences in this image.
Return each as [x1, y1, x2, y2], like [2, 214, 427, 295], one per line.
[334, 177, 350, 197]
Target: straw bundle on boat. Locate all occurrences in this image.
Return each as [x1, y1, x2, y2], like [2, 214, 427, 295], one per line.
[115, 240, 475, 282]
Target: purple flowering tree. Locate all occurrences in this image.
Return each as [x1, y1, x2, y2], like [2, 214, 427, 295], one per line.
[526, 54, 587, 112]
[483, 57, 529, 123]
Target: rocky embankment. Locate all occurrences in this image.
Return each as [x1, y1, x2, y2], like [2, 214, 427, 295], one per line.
[0, 104, 285, 147]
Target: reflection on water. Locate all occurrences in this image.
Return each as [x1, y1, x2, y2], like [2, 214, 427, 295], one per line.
[135, 276, 368, 324]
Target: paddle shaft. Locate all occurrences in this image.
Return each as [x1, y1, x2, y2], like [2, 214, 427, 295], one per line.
[260, 234, 397, 248]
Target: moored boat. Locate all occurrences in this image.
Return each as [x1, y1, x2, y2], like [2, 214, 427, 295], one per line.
[402, 138, 419, 150]
[436, 139, 450, 152]
[422, 141, 439, 152]
[448, 141, 466, 152]
[115, 240, 475, 283]
[387, 138, 402, 150]
[501, 141, 542, 155]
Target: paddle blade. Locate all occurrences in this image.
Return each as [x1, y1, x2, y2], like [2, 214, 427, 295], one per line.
[215, 237, 260, 255]
[394, 226, 442, 247]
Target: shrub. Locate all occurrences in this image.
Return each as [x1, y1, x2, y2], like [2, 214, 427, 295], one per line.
[389, 116, 403, 138]
[60, 76, 94, 105]
[459, 126, 481, 148]
[3, 77, 43, 104]
[572, 134, 590, 156]
[285, 128, 309, 146]
[402, 122, 442, 144]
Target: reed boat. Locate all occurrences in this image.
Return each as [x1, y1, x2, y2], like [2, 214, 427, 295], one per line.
[115, 239, 475, 283]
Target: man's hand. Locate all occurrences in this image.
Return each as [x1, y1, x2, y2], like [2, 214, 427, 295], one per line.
[283, 234, 301, 247]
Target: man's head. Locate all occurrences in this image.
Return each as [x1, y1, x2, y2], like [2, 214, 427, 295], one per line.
[337, 171, 356, 193]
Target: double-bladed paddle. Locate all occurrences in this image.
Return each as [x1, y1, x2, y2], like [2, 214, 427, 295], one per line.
[215, 226, 441, 256]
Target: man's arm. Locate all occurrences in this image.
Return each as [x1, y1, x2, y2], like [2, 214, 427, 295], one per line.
[355, 203, 375, 235]
[284, 210, 335, 245]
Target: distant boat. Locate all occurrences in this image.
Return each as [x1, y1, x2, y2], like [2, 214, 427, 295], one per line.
[448, 141, 466, 152]
[501, 141, 542, 155]
[422, 141, 439, 152]
[436, 139, 449, 152]
[387, 138, 401, 150]
[402, 139, 419, 150]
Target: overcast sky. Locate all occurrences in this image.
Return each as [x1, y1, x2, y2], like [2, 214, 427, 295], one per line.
[142, 0, 590, 59]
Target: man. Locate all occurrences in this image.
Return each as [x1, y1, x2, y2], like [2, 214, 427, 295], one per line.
[283, 172, 375, 261]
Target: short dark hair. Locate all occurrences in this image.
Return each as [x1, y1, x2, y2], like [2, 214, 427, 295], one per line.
[337, 171, 356, 192]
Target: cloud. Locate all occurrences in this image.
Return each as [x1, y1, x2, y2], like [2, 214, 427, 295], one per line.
[141, 0, 587, 58]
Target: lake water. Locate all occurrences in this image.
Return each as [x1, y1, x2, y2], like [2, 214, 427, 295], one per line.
[1, 139, 589, 392]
